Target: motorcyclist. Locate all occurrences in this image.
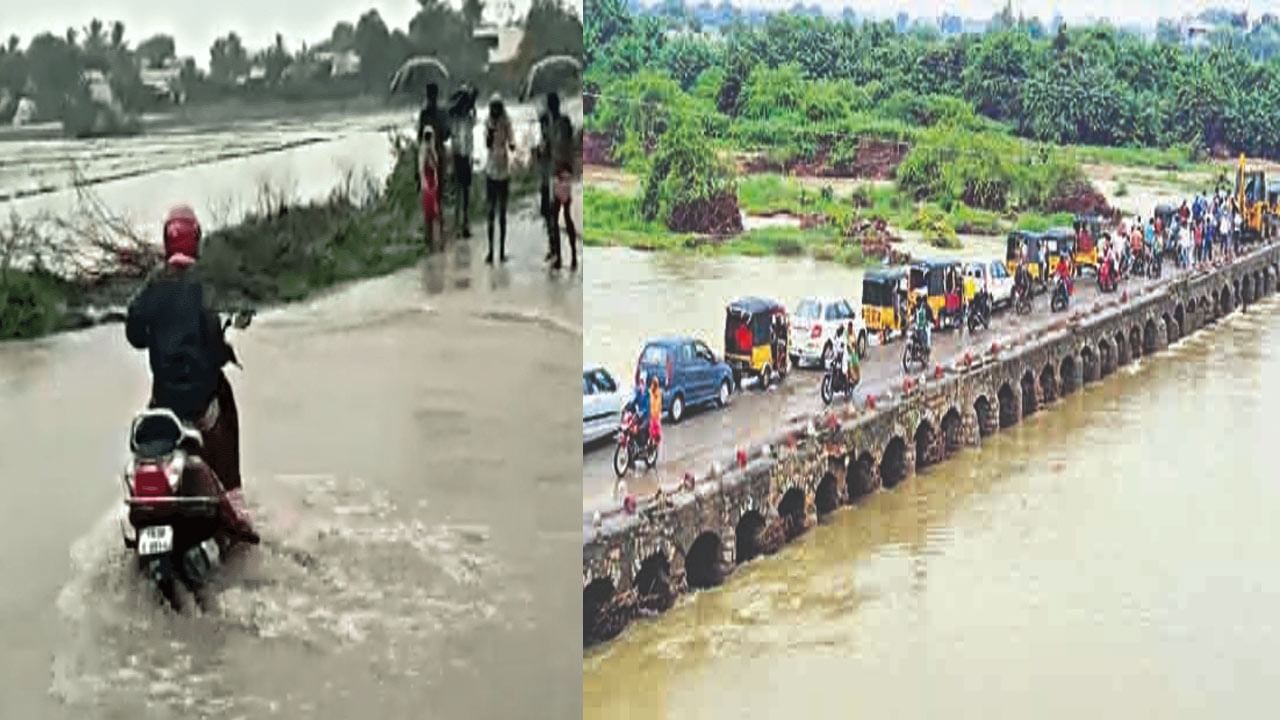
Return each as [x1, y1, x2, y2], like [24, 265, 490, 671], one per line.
[912, 297, 931, 354]
[832, 323, 859, 388]
[1014, 250, 1032, 301]
[626, 372, 651, 445]
[125, 206, 259, 544]
[1055, 250, 1074, 296]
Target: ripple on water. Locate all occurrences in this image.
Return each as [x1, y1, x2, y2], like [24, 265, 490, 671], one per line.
[50, 474, 501, 716]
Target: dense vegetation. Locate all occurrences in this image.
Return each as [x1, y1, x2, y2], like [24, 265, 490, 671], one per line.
[587, 0, 1280, 157]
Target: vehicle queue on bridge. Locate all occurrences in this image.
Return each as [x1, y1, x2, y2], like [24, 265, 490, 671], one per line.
[586, 163, 1277, 480]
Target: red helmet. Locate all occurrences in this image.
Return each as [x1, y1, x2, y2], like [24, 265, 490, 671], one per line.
[163, 205, 201, 261]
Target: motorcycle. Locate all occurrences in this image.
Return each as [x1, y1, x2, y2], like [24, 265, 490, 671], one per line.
[613, 407, 658, 478]
[902, 327, 931, 373]
[820, 351, 859, 406]
[1147, 250, 1162, 279]
[1013, 282, 1033, 316]
[1098, 256, 1118, 293]
[120, 310, 254, 611]
[1050, 275, 1070, 312]
[967, 289, 992, 332]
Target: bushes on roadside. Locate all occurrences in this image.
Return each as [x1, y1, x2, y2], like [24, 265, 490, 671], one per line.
[0, 270, 64, 340]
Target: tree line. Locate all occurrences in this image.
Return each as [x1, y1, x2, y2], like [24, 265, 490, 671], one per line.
[586, 0, 1280, 159]
[0, 0, 582, 130]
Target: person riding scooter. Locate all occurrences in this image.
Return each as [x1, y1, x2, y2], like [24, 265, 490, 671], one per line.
[1055, 251, 1074, 296]
[1014, 250, 1032, 301]
[833, 323, 859, 388]
[625, 372, 651, 447]
[912, 297, 931, 355]
[125, 205, 259, 545]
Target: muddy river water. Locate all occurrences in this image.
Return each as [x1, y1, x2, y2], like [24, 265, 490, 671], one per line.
[584, 291, 1280, 718]
[0, 108, 582, 718]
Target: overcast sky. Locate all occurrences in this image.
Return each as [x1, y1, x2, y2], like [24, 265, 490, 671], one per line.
[736, 0, 1277, 26]
[5, 0, 581, 69]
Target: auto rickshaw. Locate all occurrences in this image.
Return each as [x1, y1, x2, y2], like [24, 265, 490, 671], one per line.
[724, 296, 789, 389]
[1006, 230, 1045, 288]
[1072, 213, 1102, 273]
[1043, 227, 1077, 277]
[909, 259, 966, 330]
[861, 267, 908, 342]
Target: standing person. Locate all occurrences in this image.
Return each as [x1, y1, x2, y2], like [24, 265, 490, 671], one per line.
[417, 83, 451, 236]
[418, 126, 443, 248]
[551, 113, 579, 271]
[1205, 215, 1215, 261]
[1233, 206, 1243, 254]
[483, 94, 516, 264]
[1219, 208, 1231, 258]
[537, 93, 560, 264]
[647, 375, 662, 450]
[449, 86, 477, 239]
[1194, 218, 1204, 265]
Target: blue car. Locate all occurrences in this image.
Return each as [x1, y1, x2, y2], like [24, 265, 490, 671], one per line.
[634, 337, 734, 423]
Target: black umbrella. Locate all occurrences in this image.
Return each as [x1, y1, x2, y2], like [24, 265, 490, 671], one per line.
[520, 55, 583, 102]
[389, 56, 450, 94]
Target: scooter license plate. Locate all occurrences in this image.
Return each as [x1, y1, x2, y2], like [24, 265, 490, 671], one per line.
[138, 525, 173, 556]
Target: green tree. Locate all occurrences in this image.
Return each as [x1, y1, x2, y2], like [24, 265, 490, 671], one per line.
[354, 10, 392, 92]
[961, 29, 1034, 125]
[209, 32, 249, 83]
[26, 33, 81, 120]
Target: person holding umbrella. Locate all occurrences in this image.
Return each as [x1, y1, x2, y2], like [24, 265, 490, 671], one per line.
[550, 110, 578, 271]
[449, 85, 478, 239]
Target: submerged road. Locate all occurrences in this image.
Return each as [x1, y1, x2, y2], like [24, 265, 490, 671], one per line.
[583, 266, 1177, 515]
[0, 188, 581, 719]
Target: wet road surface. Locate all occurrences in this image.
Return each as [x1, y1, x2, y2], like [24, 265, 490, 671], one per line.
[0, 187, 582, 719]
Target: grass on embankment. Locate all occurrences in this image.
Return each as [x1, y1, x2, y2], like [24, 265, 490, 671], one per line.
[585, 171, 1088, 263]
[584, 185, 863, 264]
[0, 135, 543, 340]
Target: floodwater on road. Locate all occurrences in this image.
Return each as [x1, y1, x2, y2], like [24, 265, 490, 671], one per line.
[0, 129, 583, 716]
[584, 294, 1280, 719]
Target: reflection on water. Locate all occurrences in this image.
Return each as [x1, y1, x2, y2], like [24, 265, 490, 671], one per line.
[584, 298, 1280, 720]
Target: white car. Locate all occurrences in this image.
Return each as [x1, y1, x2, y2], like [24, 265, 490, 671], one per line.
[788, 297, 868, 369]
[965, 259, 1016, 310]
[583, 365, 628, 444]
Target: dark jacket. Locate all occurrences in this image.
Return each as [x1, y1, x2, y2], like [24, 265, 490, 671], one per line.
[125, 267, 231, 421]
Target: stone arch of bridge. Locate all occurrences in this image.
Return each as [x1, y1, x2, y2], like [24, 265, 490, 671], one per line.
[1020, 368, 1037, 417]
[1040, 361, 1058, 404]
[734, 509, 768, 564]
[1060, 353, 1080, 394]
[880, 436, 908, 488]
[997, 382, 1017, 429]
[685, 530, 725, 590]
[974, 394, 994, 438]
[815, 471, 839, 517]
